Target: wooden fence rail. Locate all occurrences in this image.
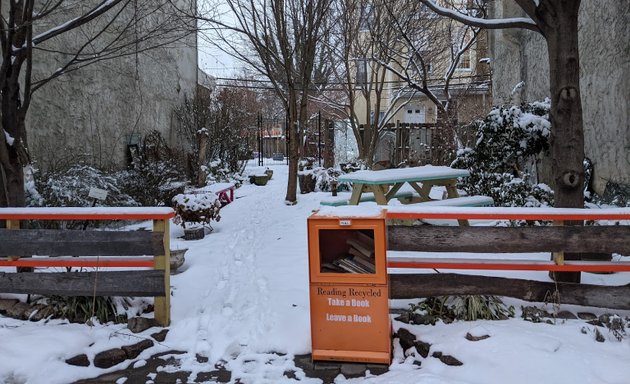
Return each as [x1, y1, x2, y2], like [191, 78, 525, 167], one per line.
[0, 207, 175, 326]
[384, 206, 630, 309]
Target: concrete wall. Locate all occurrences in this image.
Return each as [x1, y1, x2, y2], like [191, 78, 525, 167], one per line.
[489, 0, 630, 195]
[25, 1, 198, 171]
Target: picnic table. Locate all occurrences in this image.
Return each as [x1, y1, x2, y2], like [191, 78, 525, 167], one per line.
[337, 165, 471, 206]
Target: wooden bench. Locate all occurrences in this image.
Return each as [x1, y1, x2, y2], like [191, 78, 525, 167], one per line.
[399, 195, 494, 207]
[0, 207, 175, 326]
[191, 183, 236, 206]
[320, 191, 414, 206]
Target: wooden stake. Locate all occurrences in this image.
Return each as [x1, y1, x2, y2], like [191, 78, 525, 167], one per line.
[153, 219, 170, 326]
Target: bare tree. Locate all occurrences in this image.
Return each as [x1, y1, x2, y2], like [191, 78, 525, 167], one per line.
[196, 0, 332, 204]
[317, 0, 420, 167]
[0, 0, 195, 208]
[419, 0, 585, 282]
[376, 0, 488, 161]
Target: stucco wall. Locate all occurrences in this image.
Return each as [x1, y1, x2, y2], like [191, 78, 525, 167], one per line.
[25, 1, 197, 171]
[490, 0, 630, 195]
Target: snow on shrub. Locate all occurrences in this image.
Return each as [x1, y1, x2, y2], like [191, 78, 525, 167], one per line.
[172, 192, 221, 228]
[452, 100, 554, 207]
[36, 165, 137, 207]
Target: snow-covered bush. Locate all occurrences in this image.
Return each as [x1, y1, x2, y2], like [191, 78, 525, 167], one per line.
[452, 100, 554, 207]
[204, 160, 246, 187]
[172, 192, 221, 229]
[118, 158, 186, 206]
[36, 165, 137, 208]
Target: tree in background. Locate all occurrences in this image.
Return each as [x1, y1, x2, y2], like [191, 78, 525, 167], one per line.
[0, 0, 195, 208]
[378, 0, 488, 163]
[197, 0, 332, 204]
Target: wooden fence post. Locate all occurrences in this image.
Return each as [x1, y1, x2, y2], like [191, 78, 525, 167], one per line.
[153, 219, 171, 326]
[7, 219, 20, 261]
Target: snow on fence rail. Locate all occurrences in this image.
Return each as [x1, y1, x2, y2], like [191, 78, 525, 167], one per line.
[383, 206, 630, 309]
[0, 207, 175, 326]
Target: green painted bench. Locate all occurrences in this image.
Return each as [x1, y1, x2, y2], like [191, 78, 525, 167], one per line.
[320, 191, 415, 206]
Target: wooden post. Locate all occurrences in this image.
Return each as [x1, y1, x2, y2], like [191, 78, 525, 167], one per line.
[7, 219, 20, 261]
[552, 220, 565, 265]
[153, 219, 170, 326]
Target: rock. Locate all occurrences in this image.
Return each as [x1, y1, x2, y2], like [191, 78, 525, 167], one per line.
[586, 319, 604, 327]
[411, 313, 437, 325]
[414, 340, 431, 358]
[94, 348, 128, 369]
[366, 364, 389, 376]
[465, 332, 490, 342]
[0, 299, 18, 314]
[284, 370, 297, 379]
[340, 363, 367, 377]
[555, 310, 577, 320]
[595, 328, 605, 343]
[6, 302, 36, 320]
[394, 312, 410, 324]
[151, 329, 169, 342]
[577, 312, 597, 320]
[196, 354, 209, 363]
[128, 317, 156, 333]
[522, 306, 551, 322]
[122, 340, 154, 359]
[432, 352, 463, 366]
[66, 354, 90, 367]
[395, 328, 417, 351]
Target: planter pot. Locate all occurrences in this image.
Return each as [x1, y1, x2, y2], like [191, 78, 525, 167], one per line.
[184, 226, 205, 240]
[264, 169, 273, 179]
[254, 175, 269, 186]
[170, 248, 188, 272]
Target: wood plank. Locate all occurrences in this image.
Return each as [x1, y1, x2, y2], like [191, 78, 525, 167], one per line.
[0, 270, 165, 296]
[387, 257, 630, 272]
[389, 273, 630, 310]
[153, 219, 170, 327]
[0, 229, 164, 256]
[388, 225, 630, 254]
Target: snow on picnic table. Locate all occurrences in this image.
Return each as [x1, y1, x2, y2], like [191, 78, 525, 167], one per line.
[1, 162, 629, 384]
[337, 165, 470, 184]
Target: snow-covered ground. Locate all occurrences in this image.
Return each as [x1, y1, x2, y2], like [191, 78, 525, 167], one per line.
[1, 161, 629, 384]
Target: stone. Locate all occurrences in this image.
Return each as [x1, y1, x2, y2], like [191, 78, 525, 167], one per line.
[122, 340, 154, 359]
[555, 310, 577, 320]
[394, 312, 410, 324]
[414, 340, 431, 358]
[395, 328, 417, 352]
[128, 317, 156, 333]
[94, 348, 128, 369]
[196, 354, 209, 363]
[366, 364, 389, 376]
[432, 352, 463, 366]
[5, 302, 36, 320]
[465, 332, 490, 342]
[0, 299, 18, 314]
[151, 329, 169, 342]
[66, 354, 90, 367]
[577, 312, 597, 320]
[340, 363, 367, 377]
[28, 305, 55, 322]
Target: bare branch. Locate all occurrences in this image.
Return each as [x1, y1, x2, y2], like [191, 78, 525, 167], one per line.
[419, 0, 540, 33]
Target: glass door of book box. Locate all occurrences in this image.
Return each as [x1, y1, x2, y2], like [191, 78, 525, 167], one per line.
[307, 217, 387, 285]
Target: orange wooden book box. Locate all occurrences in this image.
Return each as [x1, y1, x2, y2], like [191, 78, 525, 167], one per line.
[307, 210, 391, 364]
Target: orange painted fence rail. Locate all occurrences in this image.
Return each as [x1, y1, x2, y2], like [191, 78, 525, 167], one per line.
[0, 207, 175, 326]
[385, 206, 630, 273]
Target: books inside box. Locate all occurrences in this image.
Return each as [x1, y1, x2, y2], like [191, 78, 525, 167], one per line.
[320, 230, 376, 274]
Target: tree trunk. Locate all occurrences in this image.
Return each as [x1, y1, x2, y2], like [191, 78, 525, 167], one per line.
[285, 94, 299, 204]
[544, 1, 584, 282]
[1, 75, 27, 208]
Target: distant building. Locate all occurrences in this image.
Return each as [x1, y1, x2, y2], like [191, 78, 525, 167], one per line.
[25, 1, 201, 171]
[489, 1, 630, 196]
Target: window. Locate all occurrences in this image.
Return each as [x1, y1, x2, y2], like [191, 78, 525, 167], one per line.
[355, 58, 367, 87]
[457, 49, 471, 70]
